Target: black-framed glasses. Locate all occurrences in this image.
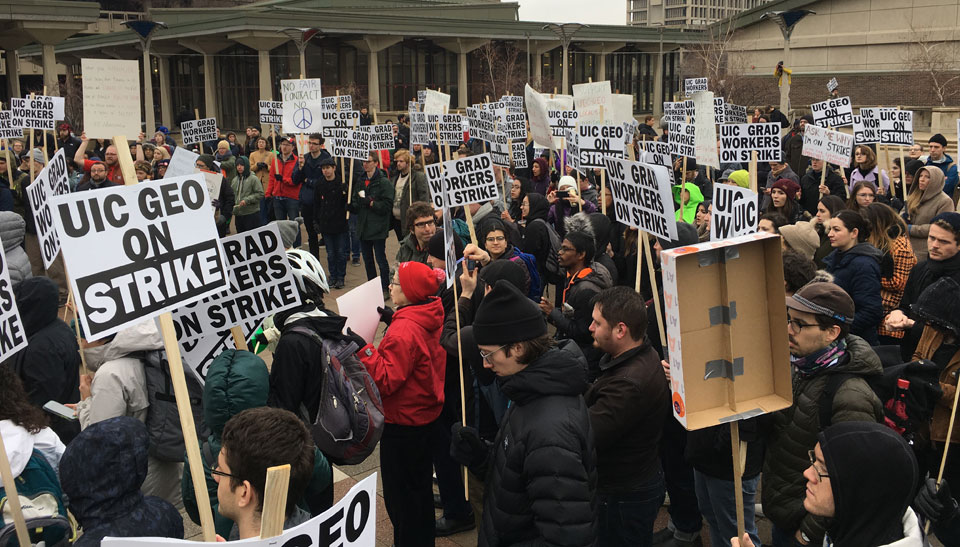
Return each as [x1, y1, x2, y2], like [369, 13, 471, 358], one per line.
[210, 463, 238, 481]
[485, 236, 506, 243]
[808, 450, 829, 481]
[479, 344, 508, 363]
[414, 219, 436, 229]
[787, 318, 819, 333]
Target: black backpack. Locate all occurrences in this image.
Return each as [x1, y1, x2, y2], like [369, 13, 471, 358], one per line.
[286, 327, 385, 466]
[531, 218, 562, 283]
[142, 350, 208, 462]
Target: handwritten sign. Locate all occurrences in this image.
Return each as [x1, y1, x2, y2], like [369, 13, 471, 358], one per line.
[81, 58, 141, 139]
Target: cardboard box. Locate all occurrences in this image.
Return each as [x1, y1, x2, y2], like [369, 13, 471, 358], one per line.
[661, 232, 793, 430]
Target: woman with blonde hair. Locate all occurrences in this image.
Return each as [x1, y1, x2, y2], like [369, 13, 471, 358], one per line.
[903, 166, 955, 262]
[862, 202, 916, 344]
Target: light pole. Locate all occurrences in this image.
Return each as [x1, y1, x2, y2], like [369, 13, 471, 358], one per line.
[542, 23, 587, 95]
[122, 20, 167, 135]
[280, 27, 322, 79]
[761, 10, 814, 118]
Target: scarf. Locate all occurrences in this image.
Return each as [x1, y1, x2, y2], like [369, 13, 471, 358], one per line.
[791, 338, 847, 378]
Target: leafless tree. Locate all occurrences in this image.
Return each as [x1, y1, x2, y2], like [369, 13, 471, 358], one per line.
[473, 41, 526, 102]
[901, 23, 960, 106]
[681, 15, 767, 107]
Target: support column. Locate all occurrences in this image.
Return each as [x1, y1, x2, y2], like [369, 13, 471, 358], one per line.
[368, 50, 380, 111]
[41, 44, 58, 95]
[202, 53, 216, 119]
[597, 52, 607, 82]
[533, 52, 542, 88]
[580, 42, 623, 86]
[157, 55, 173, 130]
[258, 49, 272, 101]
[652, 51, 663, 118]
[143, 47, 155, 134]
[458, 51, 468, 108]
[6, 51, 21, 101]
[561, 45, 569, 95]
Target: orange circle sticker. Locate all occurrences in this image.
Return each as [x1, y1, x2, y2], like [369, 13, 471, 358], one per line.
[672, 393, 685, 417]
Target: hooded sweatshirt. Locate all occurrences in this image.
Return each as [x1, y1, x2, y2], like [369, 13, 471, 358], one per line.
[823, 242, 884, 345]
[60, 416, 183, 546]
[518, 192, 553, 278]
[230, 156, 264, 216]
[905, 167, 955, 262]
[673, 182, 705, 223]
[530, 157, 551, 195]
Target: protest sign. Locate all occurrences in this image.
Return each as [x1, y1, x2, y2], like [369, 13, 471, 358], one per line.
[281, 78, 323, 134]
[442, 208, 456, 288]
[105, 473, 377, 547]
[711, 183, 759, 240]
[408, 100, 420, 112]
[623, 119, 639, 146]
[810, 96, 853, 128]
[165, 147, 200, 179]
[565, 130, 581, 173]
[321, 95, 352, 112]
[724, 103, 748, 124]
[438, 114, 464, 144]
[409, 112, 430, 146]
[802, 124, 854, 168]
[572, 81, 612, 125]
[501, 95, 524, 112]
[669, 121, 696, 159]
[524, 85, 553, 149]
[423, 89, 451, 115]
[366, 124, 396, 151]
[0, 111, 22, 140]
[295, 133, 310, 157]
[51, 174, 229, 341]
[502, 112, 526, 141]
[443, 153, 498, 207]
[329, 128, 370, 160]
[719, 123, 782, 164]
[692, 91, 719, 168]
[467, 107, 495, 143]
[321, 110, 361, 139]
[258, 100, 283, 125]
[337, 278, 385, 344]
[664, 102, 686, 122]
[82, 58, 141, 140]
[425, 162, 447, 209]
[577, 124, 626, 168]
[684, 77, 709, 95]
[827, 77, 839, 92]
[604, 157, 677, 241]
[853, 107, 881, 144]
[0, 236, 27, 360]
[639, 140, 673, 168]
[511, 141, 528, 169]
[180, 118, 218, 146]
[610, 94, 635, 126]
[880, 109, 913, 145]
[481, 100, 507, 124]
[27, 149, 69, 269]
[201, 171, 222, 213]
[179, 319, 259, 382]
[490, 131, 511, 168]
[10, 96, 62, 131]
[549, 109, 578, 143]
[714, 97, 725, 125]
[171, 224, 300, 346]
[417, 90, 427, 104]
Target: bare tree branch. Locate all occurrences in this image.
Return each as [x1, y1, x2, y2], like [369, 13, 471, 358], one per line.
[901, 22, 960, 106]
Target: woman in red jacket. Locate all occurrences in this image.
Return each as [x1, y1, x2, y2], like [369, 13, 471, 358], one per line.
[357, 260, 446, 547]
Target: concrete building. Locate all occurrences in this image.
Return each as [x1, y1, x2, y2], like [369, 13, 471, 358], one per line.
[628, 0, 773, 28]
[3, 0, 703, 133]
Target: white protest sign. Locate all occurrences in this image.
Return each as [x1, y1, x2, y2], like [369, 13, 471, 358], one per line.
[466, 107, 495, 143]
[639, 140, 673, 168]
[337, 278, 384, 344]
[572, 81, 612, 125]
[321, 110, 360, 139]
[565, 130, 581, 173]
[827, 77, 839, 92]
[501, 95, 524, 112]
[201, 171, 222, 213]
[490, 131, 511, 168]
[295, 133, 310, 157]
[880, 109, 913, 145]
[692, 91, 719, 168]
[365, 124, 396, 151]
[281, 78, 323, 134]
[711, 183, 758, 241]
[423, 89, 451, 115]
[409, 112, 430, 146]
[610, 94, 635, 126]
[82, 59, 141, 140]
[524, 85, 553, 149]
[811, 96, 853, 128]
[437, 114, 463, 144]
[481, 101, 507, 124]
[669, 121, 696, 159]
[27, 149, 69, 269]
[714, 97, 725, 125]
[321, 95, 353, 112]
[802, 124, 854, 168]
[442, 207, 456, 288]
[577, 124, 626, 168]
[10, 96, 63, 131]
[502, 112, 526, 141]
[329, 128, 370, 160]
[443, 153, 498, 207]
[664, 102, 686, 122]
[604, 157, 677, 241]
[179, 319, 259, 382]
[0, 237, 27, 360]
[417, 90, 427, 104]
[425, 162, 447, 209]
[724, 103, 748, 124]
[719, 123, 782, 164]
[165, 147, 200, 179]
[623, 119, 639, 146]
[684, 77, 709, 95]
[408, 100, 420, 112]
[171, 224, 300, 346]
[853, 107, 881, 144]
[258, 100, 283, 125]
[105, 473, 377, 547]
[180, 118, 218, 146]
[51, 174, 229, 341]
[548, 109, 578, 147]
[511, 141, 528, 169]
[0, 111, 23, 139]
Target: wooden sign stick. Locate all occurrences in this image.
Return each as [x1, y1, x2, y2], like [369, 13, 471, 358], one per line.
[2, 139, 16, 204]
[731, 421, 746, 540]
[0, 431, 31, 546]
[928, 373, 960, 534]
[451, 270, 470, 500]
[259, 464, 291, 538]
[641, 234, 666, 347]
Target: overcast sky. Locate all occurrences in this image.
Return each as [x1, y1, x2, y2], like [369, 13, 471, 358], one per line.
[517, 0, 625, 25]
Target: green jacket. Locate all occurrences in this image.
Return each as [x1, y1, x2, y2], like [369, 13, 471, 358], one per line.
[216, 152, 237, 184]
[396, 232, 430, 264]
[181, 349, 332, 537]
[761, 335, 883, 544]
[231, 157, 264, 216]
[672, 182, 704, 224]
[350, 167, 394, 241]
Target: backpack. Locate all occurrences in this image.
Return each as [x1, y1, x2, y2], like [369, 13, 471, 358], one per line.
[286, 327, 385, 466]
[142, 350, 208, 462]
[531, 218, 562, 283]
[0, 449, 73, 547]
[509, 249, 543, 301]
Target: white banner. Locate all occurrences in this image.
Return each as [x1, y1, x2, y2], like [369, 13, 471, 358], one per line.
[604, 157, 677, 241]
[179, 319, 259, 382]
[321, 110, 360, 139]
[501, 95, 524, 112]
[511, 141, 528, 169]
[281, 78, 323, 134]
[524, 84, 553, 149]
[713, 97, 725, 125]
[438, 114, 463, 144]
[491, 131, 511, 168]
[82, 59, 142, 140]
[321, 95, 352, 112]
[425, 162, 447, 209]
[180, 118, 218, 146]
[423, 89, 451, 115]
[811, 96, 853, 128]
[724, 103, 748, 124]
[719, 123, 782, 164]
[27, 149, 69, 269]
[669, 121, 695, 159]
[853, 107, 881, 144]
[802, 124, 854, 168]
[502, 112, 526, 141]
[711, 183, 758, 240]
[565, 130, 581, 173]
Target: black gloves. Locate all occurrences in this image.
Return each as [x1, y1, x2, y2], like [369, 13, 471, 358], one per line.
[256, 162, 268, 171]
[377, 306, 395, 326]
[915, 477, 960, 524]
[344, 327, 367, 351]
[274, 173, 283, 182]
[450, 423, 490, 473]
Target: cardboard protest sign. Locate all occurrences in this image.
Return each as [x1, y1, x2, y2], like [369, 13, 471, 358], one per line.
[827, 77, 839, 92]
[565, 130, 581, 173]
[365, 124, 396, 151]
[165, 147, 200, 179]
[409, 112, 430, 146]
[408, 100, 420, 112]
[321, 110, 361, 139]
[438, 114, 464, 144]
[549, 109, 578, 146]
[501, 95, 524, 112]
[502, 112, 526, 141]
[511, 141, 528, 169]
[481, 100, 507, 124]
[661, 233, 793, 430]
[179, 319, 259, 382]
[610, 94, 635, 126]
[258, 101, 282, 125]
[329, 128, 370, 160]
[853, 107, 881, 144]
[692, 91, 719, 168]
[10, 96, 63, 131]
[337, 278, 385, 344]
[443, 153, 498, 207]
[664, 102, 686, 122]
[880, 109, 913, 145]
[425, 162, 447, 209]
[0, 236, 27, 360]
[684, 77, 709, 95]
[802, 124, 854, 168]
[719, 123, 782, 164]
[201, 171, 222, 213]
[82, 58, 141, 140]
[417, 90, 427, 104]
[524, 85, 554, 149]
[490, 131, 511, 168]
[27, 149, 69, 269]
[51, 174, 229, 341]
[724, 103, 748, 124]
[713, 97, 726, 124]
[669, 121, 696, 159]
[180, 118, 218, 146]
[639, 140, 673, 169]
[623, 120, 639, 146]
[281, 78, 323, 134]
[321, 95, 352, 111]
[572, 80, 612, 125]
[577, 124, 626, 168]
[423, 89, 451, 115]
[604, 157, 677, 241]
[810, 96, 853, 128]
[170, 224, 300, 346]
[104, 473, 377, 547]
[467, 107, 496, 143]
[0, 111, 22, 139]
[711, 183, 758, 240]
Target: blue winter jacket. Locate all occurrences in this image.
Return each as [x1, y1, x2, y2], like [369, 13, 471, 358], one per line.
[823, 243, 884, 345]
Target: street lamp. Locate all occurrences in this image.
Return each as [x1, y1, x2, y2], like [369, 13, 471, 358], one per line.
[280, 27, 322, 79]
[122, 19, 167, 135]
[542, 23, 588, 95]
[760, 10, 814, 117]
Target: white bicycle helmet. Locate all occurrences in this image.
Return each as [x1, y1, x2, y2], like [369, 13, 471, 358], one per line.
[286, 249, 329, 302]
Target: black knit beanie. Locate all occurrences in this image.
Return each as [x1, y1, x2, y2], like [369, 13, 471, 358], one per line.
[427, 229, 464, 261]
[473, 280, 546, 345]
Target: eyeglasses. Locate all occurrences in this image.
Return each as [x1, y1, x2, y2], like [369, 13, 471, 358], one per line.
[210, 463, 238, 482]
[787, 318, 820, 333]
[559, 245, 577, 253]
[808, 450, 829, 481]
[414, 219, 436, 229]
[485, 236, 506, 243]
[479, 344, 508, 363]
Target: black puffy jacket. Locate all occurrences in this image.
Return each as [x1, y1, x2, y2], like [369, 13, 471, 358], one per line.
[479, 340, 598, 547]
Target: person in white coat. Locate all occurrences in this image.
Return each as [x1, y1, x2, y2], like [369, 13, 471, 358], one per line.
[0, 365, 65, 478]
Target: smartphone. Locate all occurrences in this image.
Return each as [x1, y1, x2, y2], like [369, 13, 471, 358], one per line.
[43, 400, 77, 421]
[466, 259, 476, 272]
[556, 190, 570, 199]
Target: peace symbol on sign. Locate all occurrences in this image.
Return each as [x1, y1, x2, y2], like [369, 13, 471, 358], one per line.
[294, 106, 313, 130]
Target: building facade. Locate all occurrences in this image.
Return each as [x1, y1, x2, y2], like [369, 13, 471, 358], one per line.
[628, 0, 773, 27]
